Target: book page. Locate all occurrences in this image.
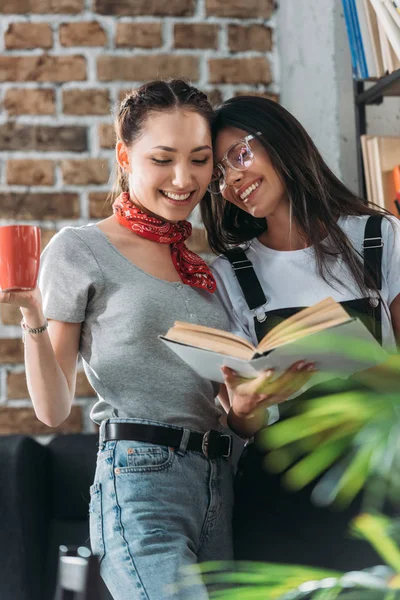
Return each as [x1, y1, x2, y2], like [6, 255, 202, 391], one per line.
[363, 0, 384, 76]
[261, 316, 355, 353]
[164, 321, 255, 360]
[361, 134, 375, 204]
[164, 328, 254, 360]
[257, 298, 350, 352]
[374, 136, 400, 214]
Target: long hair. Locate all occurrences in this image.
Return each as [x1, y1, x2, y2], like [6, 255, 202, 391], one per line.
[201, 95, 390, 295]
[109, 79, 214, 202]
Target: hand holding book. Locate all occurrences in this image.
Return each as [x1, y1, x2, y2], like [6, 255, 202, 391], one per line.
[161, 297, 388, 396]
[221, 360, 316, 438]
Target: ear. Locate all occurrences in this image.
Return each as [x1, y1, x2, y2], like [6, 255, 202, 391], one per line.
[116, 141, 132, 173]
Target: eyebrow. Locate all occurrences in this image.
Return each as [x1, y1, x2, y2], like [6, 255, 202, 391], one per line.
[152, 145, 212, 152]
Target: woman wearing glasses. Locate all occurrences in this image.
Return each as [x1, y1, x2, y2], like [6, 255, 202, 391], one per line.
[201, 95, 400, 570]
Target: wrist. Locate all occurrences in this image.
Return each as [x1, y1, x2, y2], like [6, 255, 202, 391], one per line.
[229, 404, 265, 421]
[20, 306, 46, 329]
[227, 405, 267, 439]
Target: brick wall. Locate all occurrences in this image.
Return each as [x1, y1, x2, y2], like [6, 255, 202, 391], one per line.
[0, 0, 278, 435]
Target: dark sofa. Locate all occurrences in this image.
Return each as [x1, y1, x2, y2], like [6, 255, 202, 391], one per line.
[0, 433, 109, 600]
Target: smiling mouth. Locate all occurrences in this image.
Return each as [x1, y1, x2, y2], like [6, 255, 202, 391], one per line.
[238, 179, 261, 201]
[160, 190, 195, 203]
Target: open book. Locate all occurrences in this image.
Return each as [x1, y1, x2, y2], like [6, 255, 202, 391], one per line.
[160, 297, 388, 391]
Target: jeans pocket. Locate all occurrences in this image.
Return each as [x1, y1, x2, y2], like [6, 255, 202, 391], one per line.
[115, 441, 175, 473]
[89, 483, 105, 562]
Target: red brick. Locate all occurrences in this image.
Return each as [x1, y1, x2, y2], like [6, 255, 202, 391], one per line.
[119, 88, 135, 102]
[76, 372, 96, 397]
[63, 89, 110, 115]
[7, 370, 95, 399]
[206, 0, 274, 18]
[209, 57, 272, 84]
[208, 88, 223, 107]
[7, 372, 29, 400]
[0, 123, 87, 151]
[0, 339, 24, 364]
[115, 23, 162, 48]
[228, 25, 272, 52]
[40, 229, 57, 248]
[7, 159, 54, 186]
[94, 0, 194, 16]
[60, 21, 106, 46]
[98, 55, 198, 81]
[234, 90, 280, 103]
[0, 193, 80, 220]
[3, 89, 55, 115]
[174, 23, 218, 49]
[0, 56, 86, 82]
[0, 0, 84, 13]
[1, 305, 22, 326]
[61, 159, 110, 185]
[98, 123, 115, 149]
[5, 23, 53, 49]
[0, 405, 83, 435]
[89, 192, 112, 218]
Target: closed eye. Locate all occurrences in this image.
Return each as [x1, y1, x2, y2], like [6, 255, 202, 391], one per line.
[152, 159, 171, 164]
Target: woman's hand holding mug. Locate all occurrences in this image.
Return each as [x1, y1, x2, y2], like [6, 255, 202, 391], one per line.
[0, 225, 42, 311]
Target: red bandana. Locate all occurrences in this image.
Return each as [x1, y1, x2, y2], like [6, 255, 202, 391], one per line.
[112, 192, 216, 293]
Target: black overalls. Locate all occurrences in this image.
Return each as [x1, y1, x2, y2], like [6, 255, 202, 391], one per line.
[224, 215, 391, 571]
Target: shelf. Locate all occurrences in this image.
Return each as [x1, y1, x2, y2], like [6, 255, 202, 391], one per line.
[355, 68, 400, 105]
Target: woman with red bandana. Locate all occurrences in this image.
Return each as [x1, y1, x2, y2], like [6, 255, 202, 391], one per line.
[0, 81, 312, 600]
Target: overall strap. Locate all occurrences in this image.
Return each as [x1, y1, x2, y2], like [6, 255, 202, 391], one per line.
[363, 215, 383, 290]
[223, 247, 266, 311]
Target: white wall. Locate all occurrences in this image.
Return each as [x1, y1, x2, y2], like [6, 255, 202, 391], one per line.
[277, 0, 400, 194]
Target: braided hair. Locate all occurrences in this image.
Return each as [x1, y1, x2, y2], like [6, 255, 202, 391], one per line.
[111, 79, 213, 199]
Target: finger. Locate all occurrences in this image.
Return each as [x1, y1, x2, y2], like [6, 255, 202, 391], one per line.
[241, 370, 274, 395]
[270, 368, 317, 405]
[220, 366, 249, 390]
[256, 363, 316, 400]
[266, 361, 315, 393]
[0, 291, 13, 304]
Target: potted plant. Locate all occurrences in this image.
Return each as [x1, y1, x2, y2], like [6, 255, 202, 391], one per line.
[181, 347, 400, 598]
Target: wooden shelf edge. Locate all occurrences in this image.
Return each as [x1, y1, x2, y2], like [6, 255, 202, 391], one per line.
[355, 68, 400, 105]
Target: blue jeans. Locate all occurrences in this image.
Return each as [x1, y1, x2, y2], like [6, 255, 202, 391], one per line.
[89, 418, 234, 600]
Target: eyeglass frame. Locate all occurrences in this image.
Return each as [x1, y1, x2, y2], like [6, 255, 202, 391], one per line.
[208, 131, 262, 194]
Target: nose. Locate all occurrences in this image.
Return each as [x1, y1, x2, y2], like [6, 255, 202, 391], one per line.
[171, 163, 193, 189]
[224, 164, 244, 189]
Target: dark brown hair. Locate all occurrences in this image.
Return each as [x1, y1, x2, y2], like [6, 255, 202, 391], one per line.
[201, 95, 391, 295]
[109, 79, 214, 201]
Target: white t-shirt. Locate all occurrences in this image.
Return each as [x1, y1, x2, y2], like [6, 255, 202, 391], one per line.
[212, 215, 400, 423]
[212, 215, 400, 349]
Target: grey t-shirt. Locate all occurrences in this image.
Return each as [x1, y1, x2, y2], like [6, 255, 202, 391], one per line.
[39, 225, 230, 431]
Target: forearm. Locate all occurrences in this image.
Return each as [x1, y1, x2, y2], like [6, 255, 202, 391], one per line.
[227, 404, 268, 439]
[20, 307, 73, 427]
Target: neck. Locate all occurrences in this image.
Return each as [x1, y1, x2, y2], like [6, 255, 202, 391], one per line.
[257, 204, 309, 251]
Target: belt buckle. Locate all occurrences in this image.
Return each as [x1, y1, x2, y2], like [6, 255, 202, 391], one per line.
[201, 431, 211, 458]
[220, 434, 232, 458]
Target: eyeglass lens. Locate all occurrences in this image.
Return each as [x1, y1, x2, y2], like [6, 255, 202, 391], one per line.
[211, 142, 253, 185]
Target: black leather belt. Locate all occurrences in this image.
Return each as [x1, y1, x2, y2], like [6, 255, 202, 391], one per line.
[104, 422, 232, 459]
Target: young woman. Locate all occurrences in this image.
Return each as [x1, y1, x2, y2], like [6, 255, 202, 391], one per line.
[0, 81, 312, 600]
[201, 95, 400, 571]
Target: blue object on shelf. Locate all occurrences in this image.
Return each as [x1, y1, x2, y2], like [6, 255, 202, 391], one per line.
[342, 0, 361, 78]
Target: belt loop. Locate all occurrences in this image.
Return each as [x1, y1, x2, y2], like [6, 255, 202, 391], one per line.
[98, 419, 108, 449]
[177, 428, 191, 456]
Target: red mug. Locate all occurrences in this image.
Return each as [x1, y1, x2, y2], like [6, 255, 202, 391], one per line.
[0, 225, 41, 292]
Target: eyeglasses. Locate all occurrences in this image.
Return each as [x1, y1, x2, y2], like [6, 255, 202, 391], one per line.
[207, 132, 262, 194]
